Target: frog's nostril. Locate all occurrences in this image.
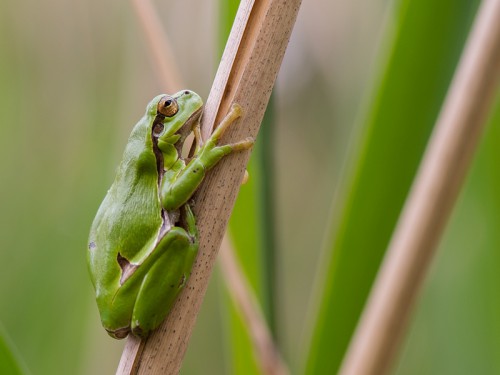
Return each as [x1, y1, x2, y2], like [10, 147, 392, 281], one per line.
[184, 90, 190, 95]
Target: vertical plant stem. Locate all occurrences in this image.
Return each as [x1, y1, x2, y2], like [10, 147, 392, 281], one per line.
[130, 0, 182, 91]
[340, 1, 500, 374]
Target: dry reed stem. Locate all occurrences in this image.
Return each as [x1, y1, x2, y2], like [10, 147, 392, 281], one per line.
[117, 0, 301, 373]
[340, 1, 500, 374]
[130, 0, 182, 91]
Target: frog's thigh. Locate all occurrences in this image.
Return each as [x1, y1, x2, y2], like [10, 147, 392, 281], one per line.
[131, 227, 198, 338]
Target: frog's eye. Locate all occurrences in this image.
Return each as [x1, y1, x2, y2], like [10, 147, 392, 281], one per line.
[157, 96, 179, 117]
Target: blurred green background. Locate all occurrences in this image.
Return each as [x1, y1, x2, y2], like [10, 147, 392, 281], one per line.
[1, 0, 499, 374]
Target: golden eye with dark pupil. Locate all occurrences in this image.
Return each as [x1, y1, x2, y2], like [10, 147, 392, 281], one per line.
[157, 96, 178, 117]
[152, 122, 164, 136]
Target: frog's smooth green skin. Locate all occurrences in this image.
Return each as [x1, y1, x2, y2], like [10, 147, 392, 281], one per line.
[88, 90, 253, 339]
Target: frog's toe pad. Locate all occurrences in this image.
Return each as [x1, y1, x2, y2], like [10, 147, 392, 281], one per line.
[131, 324, 146, 339]
[242, 170, 250, 184]
[106, 326, 130, 340]
[231, 103, 243, 117]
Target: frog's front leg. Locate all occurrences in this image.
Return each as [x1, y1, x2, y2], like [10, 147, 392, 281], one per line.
[192, 120, 203, 155]
[130, 204, 198, 338]
[161, 104, 254, 211]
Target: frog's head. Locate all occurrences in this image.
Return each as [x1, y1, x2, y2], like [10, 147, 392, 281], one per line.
[148, 90, 204, 144]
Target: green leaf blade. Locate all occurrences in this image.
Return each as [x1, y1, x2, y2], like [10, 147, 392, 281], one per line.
[305, 1, 480, 374]
[0, 326, 27, 375]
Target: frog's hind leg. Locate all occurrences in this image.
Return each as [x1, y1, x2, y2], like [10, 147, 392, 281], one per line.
[130, 205, 198, 338]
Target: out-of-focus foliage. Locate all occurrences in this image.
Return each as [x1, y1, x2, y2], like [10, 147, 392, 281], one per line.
[0, 0, 498, 374]
[305, 1, 480, 373]
[0, 326, 25, 375]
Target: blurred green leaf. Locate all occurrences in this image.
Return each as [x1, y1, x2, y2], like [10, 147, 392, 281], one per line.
[225, 107, 277, 375]
[0, 325, 26, 375]
[305, 1, 480, 374]
[225, 154, 262, 375]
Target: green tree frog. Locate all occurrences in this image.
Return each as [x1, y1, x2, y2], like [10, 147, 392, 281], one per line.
[88, 90, 253, 339]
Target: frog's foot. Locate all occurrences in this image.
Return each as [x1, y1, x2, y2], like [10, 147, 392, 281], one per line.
[241, 170, 250, 184]
[210, 103, 243, 142]
[208, 104, 253, 150]
[106, 326, 130, 340]
[182, 203, 198, 243]
[193, 103, 253, 169]
[226, 136, 254, 151]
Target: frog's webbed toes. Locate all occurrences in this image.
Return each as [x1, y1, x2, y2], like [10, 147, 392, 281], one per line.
[242, 170, 250, 184]
[211, 103, 244, 140]
[106, 326, 130, 340]
[229, 136, 254, 151]
[230, 103, 243, 117]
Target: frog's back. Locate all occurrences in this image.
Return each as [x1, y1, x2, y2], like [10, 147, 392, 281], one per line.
[88, 116, 162, 294]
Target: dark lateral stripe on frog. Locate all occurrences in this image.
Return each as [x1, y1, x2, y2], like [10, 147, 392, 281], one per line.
[151, 114, 166, 184]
